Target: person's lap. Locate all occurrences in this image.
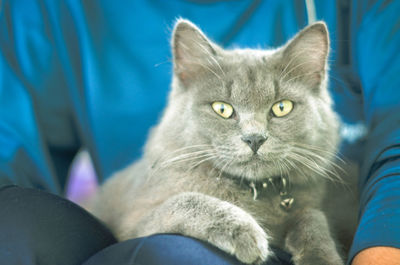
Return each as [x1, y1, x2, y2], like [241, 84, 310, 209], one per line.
[83, 234, 293, 265]
[0, 185, 293, 265]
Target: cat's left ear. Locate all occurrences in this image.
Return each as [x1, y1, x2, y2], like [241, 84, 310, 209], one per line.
[279, 22, 329, 89]
[172, 19, 221, 87]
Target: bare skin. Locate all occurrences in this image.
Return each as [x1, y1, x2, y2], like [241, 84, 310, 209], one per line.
[352, 247, 400, 265]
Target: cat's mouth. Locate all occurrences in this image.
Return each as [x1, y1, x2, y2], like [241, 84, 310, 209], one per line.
[236, 151, 270, 164]
[214, 152, 282, 181]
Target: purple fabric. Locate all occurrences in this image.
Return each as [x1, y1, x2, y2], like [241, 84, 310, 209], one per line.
[66, 151, 98, 204]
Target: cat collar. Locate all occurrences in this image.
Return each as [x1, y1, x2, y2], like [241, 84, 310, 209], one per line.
[249, 176, 294, 211]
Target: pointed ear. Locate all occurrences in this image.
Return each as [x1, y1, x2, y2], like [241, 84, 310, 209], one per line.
[172, 19, 220, 86]
[279, 22, 329, 88]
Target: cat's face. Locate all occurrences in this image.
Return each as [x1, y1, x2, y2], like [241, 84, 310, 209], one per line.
[164, 19, 339, 183]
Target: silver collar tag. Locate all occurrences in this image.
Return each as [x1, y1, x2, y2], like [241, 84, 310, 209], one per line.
[278, 176, 294, 210]
[249, 176, 294, 211]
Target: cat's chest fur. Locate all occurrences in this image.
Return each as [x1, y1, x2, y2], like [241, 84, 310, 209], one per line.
[149, 163, 326, 247]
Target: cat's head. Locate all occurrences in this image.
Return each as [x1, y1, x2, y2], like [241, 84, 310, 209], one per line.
[152, 19, 339, 183]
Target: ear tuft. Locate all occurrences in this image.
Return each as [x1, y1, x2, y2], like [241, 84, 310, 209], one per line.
[279, 22, 329, 88]
[172, 19, 219, 86]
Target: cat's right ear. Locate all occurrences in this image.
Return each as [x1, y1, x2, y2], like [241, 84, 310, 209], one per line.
[172, 19, 220, 87]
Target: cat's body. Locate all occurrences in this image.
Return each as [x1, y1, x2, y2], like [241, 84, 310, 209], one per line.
[91, 20, 357, 265]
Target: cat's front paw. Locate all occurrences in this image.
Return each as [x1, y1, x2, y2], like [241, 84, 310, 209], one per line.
[208, 217, 271, 264]
[232, 221, 271, 264]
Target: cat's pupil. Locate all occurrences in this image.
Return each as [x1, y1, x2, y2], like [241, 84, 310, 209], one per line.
[279, 102, 284, 111]
[220, 104, 225, 114]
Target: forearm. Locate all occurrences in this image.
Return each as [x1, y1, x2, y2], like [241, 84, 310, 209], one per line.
[352, 247, 400, 265]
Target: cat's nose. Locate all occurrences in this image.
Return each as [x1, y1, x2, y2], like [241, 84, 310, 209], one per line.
[241, 134, 267, 153]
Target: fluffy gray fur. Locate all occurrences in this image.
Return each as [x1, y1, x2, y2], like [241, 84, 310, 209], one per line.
[91, 19, 354, 265]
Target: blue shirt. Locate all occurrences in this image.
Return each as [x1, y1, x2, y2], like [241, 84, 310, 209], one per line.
[1, 0, 399, 263]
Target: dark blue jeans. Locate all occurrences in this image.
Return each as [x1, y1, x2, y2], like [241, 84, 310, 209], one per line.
[0, 186, 293, 265]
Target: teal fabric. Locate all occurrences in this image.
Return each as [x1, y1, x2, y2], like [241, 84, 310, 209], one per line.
[1, 0, 399, 263]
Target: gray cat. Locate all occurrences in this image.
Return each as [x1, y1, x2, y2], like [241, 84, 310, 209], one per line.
[91, 19, 353, 265]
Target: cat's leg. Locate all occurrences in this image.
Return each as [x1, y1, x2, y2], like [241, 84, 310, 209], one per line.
[285, 208, 344, 265]
[121, 192, 271, 265]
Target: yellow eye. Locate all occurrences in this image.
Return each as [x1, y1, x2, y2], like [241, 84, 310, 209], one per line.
[271, 100, 294, 117]
[211, 101, 234, 119]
